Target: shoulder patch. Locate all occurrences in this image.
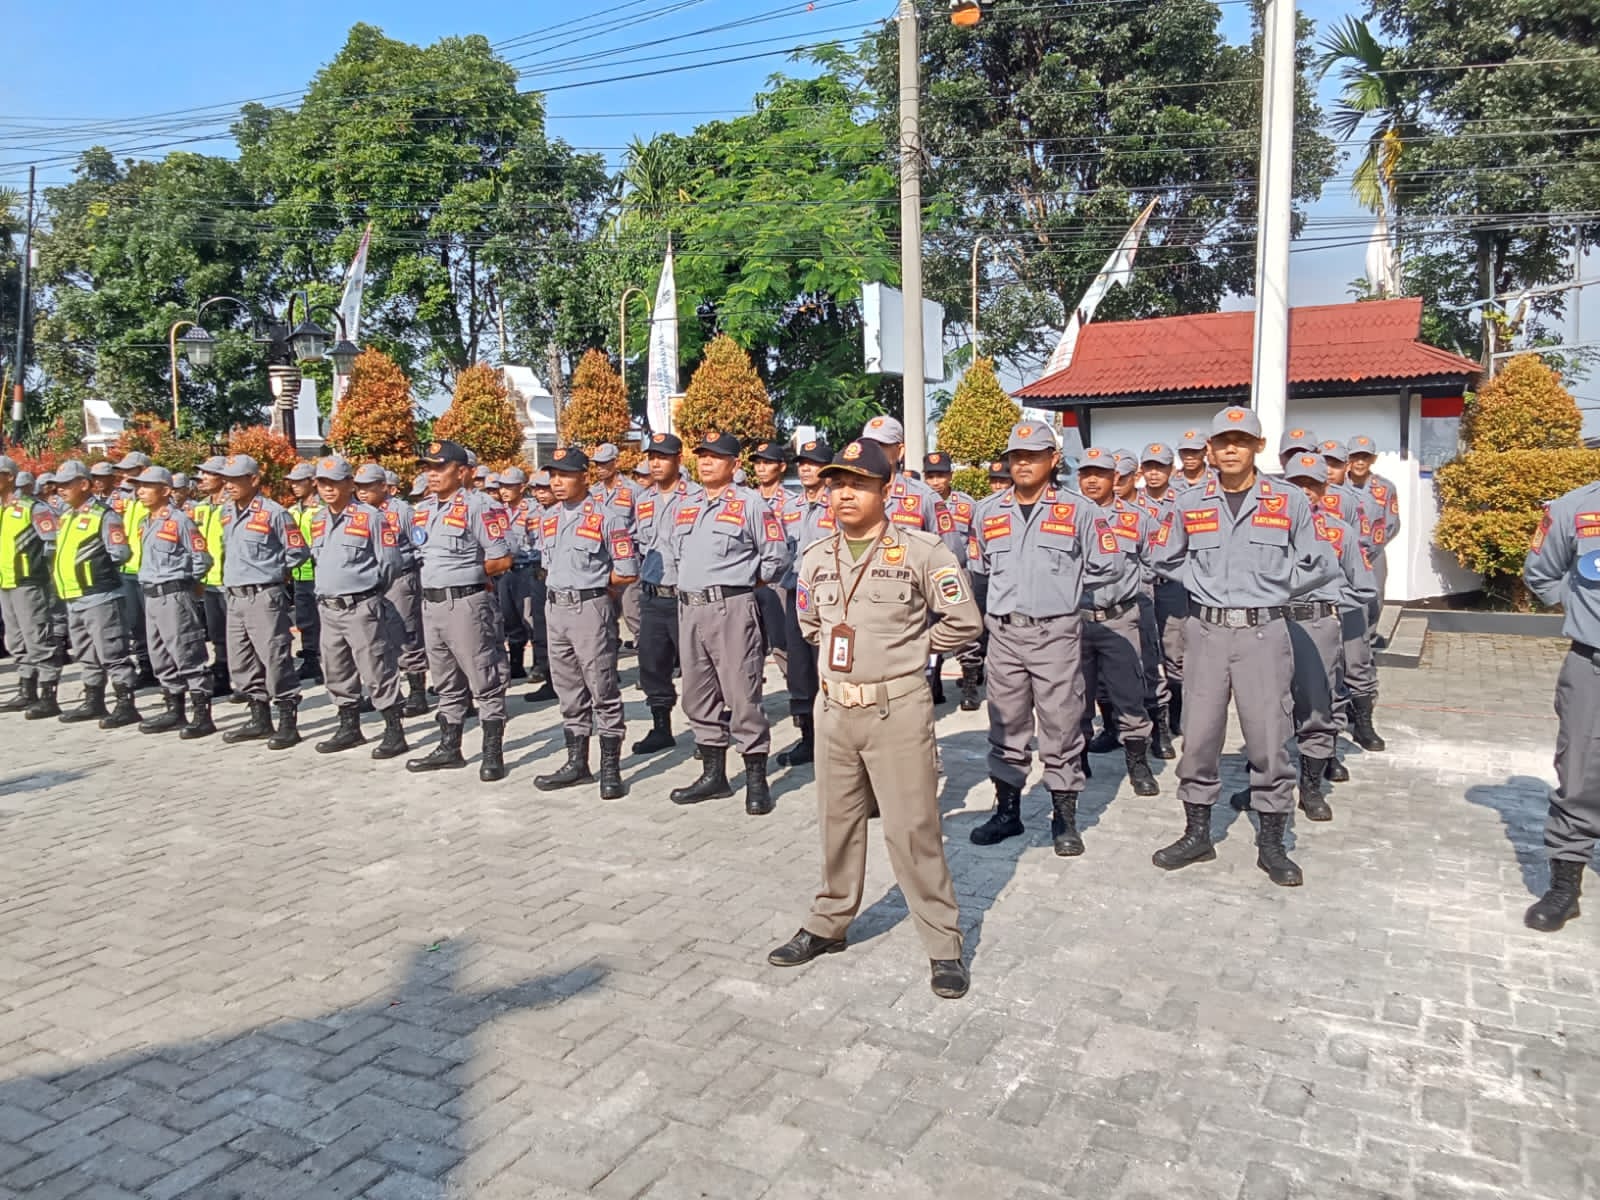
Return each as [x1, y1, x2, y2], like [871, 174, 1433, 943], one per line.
[930, 564, 968, 605]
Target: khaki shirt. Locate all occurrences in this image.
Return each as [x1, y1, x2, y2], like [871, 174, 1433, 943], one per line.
[796, 524, 981, 686]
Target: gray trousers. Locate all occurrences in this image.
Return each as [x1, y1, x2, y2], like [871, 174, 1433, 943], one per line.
[0, 584, 60, 683]
[1136, 587, 1167, 709]
[1289, 613, 1341, 759]
[679, 593, 770, 754]
[1334, 605, 1377, 734]
[755, 584, 787, 666]
[1367, 553, 1388, 628]
[203, 587, 227, 657]
[547, 593, 624, 739]
[1176, 616, 1295, 814]
[1548, 648, 1600, 863]
[1081, 605, 1154, 742]
[145, 587, 211, 696]
[986, 612, 1086, 793]
[119, 574, 148, 663]
[67, 594, 137, 690]
[637, 589, 681, 710]
[293, 578, 321, 666]
[385, 570, 427, 677]
[226, 586, 300, 705]
[1154, 579, 1188, 688]
[620, 580, 641, 641]
[320, 594, 401, 710]
[422, 589, 507, 725]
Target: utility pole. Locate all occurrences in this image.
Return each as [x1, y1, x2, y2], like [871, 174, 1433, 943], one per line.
[898, 0, 926, 470]
[1249, 0, 1295, 455]
[7, 166, 35, 449]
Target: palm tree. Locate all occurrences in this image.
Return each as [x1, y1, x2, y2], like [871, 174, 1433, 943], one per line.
[1317, 17, 1413, 217]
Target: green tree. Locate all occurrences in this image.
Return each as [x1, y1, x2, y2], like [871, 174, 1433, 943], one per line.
[1318, 17, 1414, 219]
[936, 358, 1020, 466]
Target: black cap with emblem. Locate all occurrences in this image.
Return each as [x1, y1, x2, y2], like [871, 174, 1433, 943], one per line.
[547, 446, 590, 474]
[418, 439, 470, 466]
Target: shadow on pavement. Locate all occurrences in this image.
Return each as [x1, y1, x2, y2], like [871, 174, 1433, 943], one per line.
[1465, 775, 1553, 898]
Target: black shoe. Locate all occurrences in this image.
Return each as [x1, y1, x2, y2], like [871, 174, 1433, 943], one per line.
[139, 690, 186, 734]
[671, 746, 734, 804]
[930, 958, 970, 1000]
[1351, 695, 1387, 752]
[767, 928, 846, 967]
[1050, 790, 1083, 857]
[1229, 787, 1252, 813]
[632, 705, 676, 755]
[927, 665, 947, 705]
[958, 664, 983, 712]
[970, 780, 1024, 845]
[406, 718, 466, 772]
[1086, 701, 1121, 753]
[1079, 750, 1093, 780]
[522, 680, 557, 704]
[100, 684, 142, 729]
[479, 718, 508, 782]
[372, 704, 408, 760]
[1153, 802, 1216, 870]
[401, 672, 430, 718]
[1124, 737, 1159, 796]
[1297, 756, 1332, 821]
[508, 642, 528, 680]
[1148, 705, 1177, 760]
[776, 714, 814, 767]
[24, 680, 60, 721]
[134, 664, 158, 691]
[180, 692, 216, 739]
[316, 704, 367, 754]
[744, 752, 773, 816]
[535, 733, 592, 790]
[599, 734, 625, 798]
[297, 658, 321, 681]
[266, 701, 301, 750]
[223, 699, 273, 743]
[60, 683, 108, 724]
[0, 677, 37, 713]
[1255, 811, 1303, 886]
[358, 695, 375, 714]
[1526, 860, 1584, 932]
[228, 690, 249, 705]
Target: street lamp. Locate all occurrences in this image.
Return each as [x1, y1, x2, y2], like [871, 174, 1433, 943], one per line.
[177, 325, 216, 368]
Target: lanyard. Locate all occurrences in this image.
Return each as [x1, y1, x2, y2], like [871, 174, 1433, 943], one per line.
[831, 534, 881, 621]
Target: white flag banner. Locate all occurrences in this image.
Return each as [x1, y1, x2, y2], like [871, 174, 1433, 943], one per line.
[646, 244, 679, 434]
[1043, 199, 1157, 377]
[1364, 207, 1399, 297]
[331, 223, 372, 408]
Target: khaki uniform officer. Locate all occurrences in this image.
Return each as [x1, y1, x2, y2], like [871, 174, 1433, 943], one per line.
[218, 453, 310, 749]
[309, 457, 408, 759]
[0, 454, 62, 718]
[50, 460, 142, 728]
[532, 447, 639, 800]
[632, 433, 701, 756]
[355, 464, 430, 717]
[668, 431, 792, 814]
[131, 466, 215, 738]
[405, 440, 515, 783]
[768, 438, 980, 1001]
[285, 462, 324, 683]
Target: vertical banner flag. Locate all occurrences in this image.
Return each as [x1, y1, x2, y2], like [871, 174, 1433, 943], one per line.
[331, 223, 373, 409]
[1043, 199, 1157, 377]
[646, 242, 678, 434]
[1364, 207, 1399, 298]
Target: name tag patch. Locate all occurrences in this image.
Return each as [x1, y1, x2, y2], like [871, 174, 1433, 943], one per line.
[1182, 510, 1219, 534]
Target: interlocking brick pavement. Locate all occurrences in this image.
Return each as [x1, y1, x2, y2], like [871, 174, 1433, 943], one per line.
[0, 632, 1594, 1199]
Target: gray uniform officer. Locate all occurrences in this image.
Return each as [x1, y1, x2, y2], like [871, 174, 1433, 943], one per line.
[776, 438, 835, 766]
[493, 466, 540, 685]
[1138, 441, 1187, 740]
[132, 466, 215, 738]
[0, 454, 63, 718]
[310, 456, 408, 759]
[1149, 407, 1341, 887]
[355, 464, 430, 717]
[631, 432, 701, 756]
[589, 443, 642, 647]
[1521, 480, 1600, 931]
[285, 462, 323, 683]
[532, 446, 640, 799]
[405, 439, 514, 783]
[1344, 433, 1398, 750]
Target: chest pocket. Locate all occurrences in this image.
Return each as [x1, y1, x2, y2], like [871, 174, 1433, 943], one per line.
[867, 580, 911, 605]
[1248, 517, 1290, 549]
[813, 582, 841, 611]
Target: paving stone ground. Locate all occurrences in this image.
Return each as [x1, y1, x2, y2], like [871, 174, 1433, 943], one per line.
[0, 631, 1595, 1200]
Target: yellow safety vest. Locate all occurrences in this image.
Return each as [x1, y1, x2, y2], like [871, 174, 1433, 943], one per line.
[119, 495, 148, 575]
[193, 501, 225, 586]
[290, 501, 318, 581]
[0, 497, 49, 590]
[53, 505, 119, 601]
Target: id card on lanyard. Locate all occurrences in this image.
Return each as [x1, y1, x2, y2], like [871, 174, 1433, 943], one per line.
[828, 538, 879, 673]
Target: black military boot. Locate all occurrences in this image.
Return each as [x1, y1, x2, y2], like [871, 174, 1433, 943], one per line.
[24, 680, 60, 721]
[523, 678, 557, 703]
[134, 661, 158, 691]
[401, 672, 429, 718]
[1124, 737, 1159, 796]
[1526, 859, 1584, 932]
[959, 664, 983, 712]
[223, 698, 273, 742]
[210, 657, 230, 698]
[1049, 790, 1083, 857]
[776, 714, 813, 767]
[1351, 696, 1386, 751]
[1298, 756, 1332, 821]
[371, 705, 408, 760]
[180, 692, 216, 739]
[744, 753, 773, 816]
[479, 718, 508, 782]
[1087, 702, 1121, 753]
[60, 683, 107, 724]
[508, 641, 528, 680]
[266, 701, 301, 750]
[1256, 811, 1303, 886]
[1325, 755, 1349, 783]
[927, 660, 947, 705]
[1229, 786, 1252, 812]
[970, 779, 1024, 845]
[633, 705, 676, 755]
[1168, 683, 1183, 736]
[598, 735, 625, 799]
[0, 676, 37, 713]
[1148, 704, 1177, 760]
[139, 690, 186, 734]
[1152, 802, 1216, 870]
[536, 732, 592, 790]
[670, 745, 733, 804]
[100, 684, 142, 729]
[316, 705, 366, 753]
[406, 717, 466, 772]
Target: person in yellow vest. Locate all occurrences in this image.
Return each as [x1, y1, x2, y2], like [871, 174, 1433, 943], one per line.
[0, 455, 63, 718]
[50, 460, 142, 727]
[285, 461, 323, 684]
[111, 452, 157, 689]
[192, 457, 231, 698]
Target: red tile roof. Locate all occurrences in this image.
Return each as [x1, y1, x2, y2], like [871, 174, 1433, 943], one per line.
[1016, 298, 1481, 402]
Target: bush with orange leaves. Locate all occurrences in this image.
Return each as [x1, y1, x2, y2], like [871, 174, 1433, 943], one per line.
[105, 414, 212, 477]
[226, 426, 301, 501]
[559, 349, 638, 471]
[328, 347, 420, 477]
[674, 335, 775, 476]
[434, 364, 524, 467]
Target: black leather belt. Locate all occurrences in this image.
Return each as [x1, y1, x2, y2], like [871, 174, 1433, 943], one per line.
[548, 586, 608, 606]
[1574, 641, 1598, 663]
[643, 583, 677, 598]
[1196, 604, 1287, 628]
[1286, 601, 1338, 621]
[227, 583, 281, 597]
[993, 612, 1073, 627]
[423, 583, 488, 602]
[142, 580, 196, 597]
[679, 585, 754, 605]
[1082, 598, 1136, 623]
[318, 585, 382, 611]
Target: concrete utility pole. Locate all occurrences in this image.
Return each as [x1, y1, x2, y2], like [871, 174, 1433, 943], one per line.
[898, 0, 927, 470]
[1249, 0, 1295, 455]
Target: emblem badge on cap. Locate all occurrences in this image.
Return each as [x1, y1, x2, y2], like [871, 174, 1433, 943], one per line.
[1227, 410, 1245, 422]
[842, 442, 862, 460]
[652, 433, 664, 443]
[869, 417, 883, 428]
[1017, 425, 1032, 437]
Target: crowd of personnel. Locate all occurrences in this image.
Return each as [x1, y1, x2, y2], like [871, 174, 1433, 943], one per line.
[0, 400, 1592, 997]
